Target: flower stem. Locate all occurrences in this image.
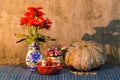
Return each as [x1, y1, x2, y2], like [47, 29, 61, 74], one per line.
[28, 26, 33, 38]
[33, 26, 38, 39]
[39, 28, 43, 37]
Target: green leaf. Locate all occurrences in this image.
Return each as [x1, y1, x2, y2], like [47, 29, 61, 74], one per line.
[46, 37, 56, 41]
[28, 26, 33, 38]
[26, 37, 35, 45]
[37, 37, 46, 42]
[44, 36, 56, 41]
[37, 36, 56, 42]
[33, 26, 38, 39]
[16, 38, 26, 43]
[15, 34, 28, 38]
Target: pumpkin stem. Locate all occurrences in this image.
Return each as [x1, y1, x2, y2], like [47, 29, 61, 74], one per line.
[80, 45, 87, 48]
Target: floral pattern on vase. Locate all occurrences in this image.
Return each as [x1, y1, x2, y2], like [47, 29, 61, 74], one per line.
[26, 41, 42, 71]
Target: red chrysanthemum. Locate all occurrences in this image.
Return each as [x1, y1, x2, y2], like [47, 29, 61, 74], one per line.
[20, 6, 52, 30]
[36, 11, 45, 17]
[20, 17, 30, 25]
[24, 12, 34, 17]
[44, 19, 52, 30]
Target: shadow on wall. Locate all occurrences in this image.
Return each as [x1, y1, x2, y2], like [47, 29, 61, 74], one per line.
[82, 20, 120, 64]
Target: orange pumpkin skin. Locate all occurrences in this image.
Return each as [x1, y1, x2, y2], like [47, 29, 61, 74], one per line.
[65, 41, 107, 71]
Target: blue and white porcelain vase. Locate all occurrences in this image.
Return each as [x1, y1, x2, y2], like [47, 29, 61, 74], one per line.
[26, 41, 42, 71]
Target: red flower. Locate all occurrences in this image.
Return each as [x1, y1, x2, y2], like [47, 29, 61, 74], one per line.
[45, 25, 51, 30]
[44, 19, 52, 30]
[20, 17, 37, 26]
[27, 18, 36, 26]
[36, 11, 45, 17]
[20, 17, 29, 25]
[27, 7, 36, 12]
[46, 19, 52, 24]
[36, 6, 43, 10]
[36, 19, 44, 26]
[24, 11, 34, 17]
[39, 16, 45, 21]
[20, 6, 52, 30]
[28, 6, 43, 12]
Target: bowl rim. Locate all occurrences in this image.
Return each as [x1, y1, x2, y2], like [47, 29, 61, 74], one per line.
[37, 65, 62, 68]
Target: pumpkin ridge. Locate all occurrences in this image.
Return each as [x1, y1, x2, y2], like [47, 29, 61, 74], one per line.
[74, 49, 81, 70]
[80, 48, 88, 71]
[89, 47, 99, 68]
[65, 48, 71, 66]
[77, 49, 82, 70]
[66, 48, 74, 66]
[86, 47, 93, 70]
[91, 47, 102, 67]
[93, 46, 105, 63]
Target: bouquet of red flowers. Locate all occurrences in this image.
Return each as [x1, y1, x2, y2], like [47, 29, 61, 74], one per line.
[15, 6, 55, 44]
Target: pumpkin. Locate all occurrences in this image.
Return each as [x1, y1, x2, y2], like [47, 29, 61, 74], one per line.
[65, 41, 107, 71]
